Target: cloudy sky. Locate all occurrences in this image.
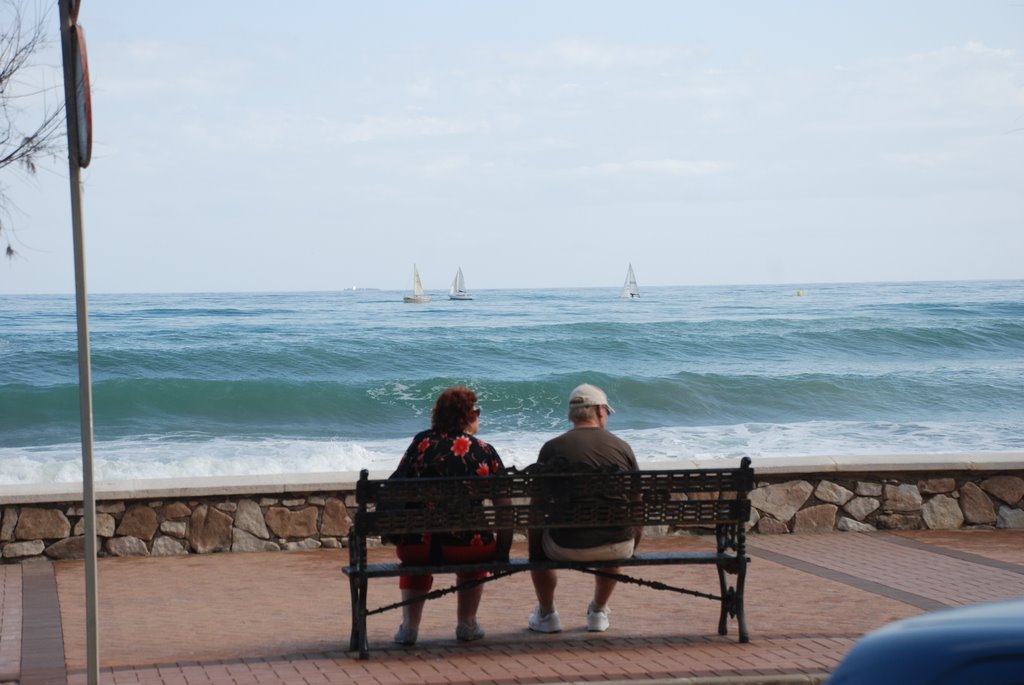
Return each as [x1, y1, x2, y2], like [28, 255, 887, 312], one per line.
[2, 1, 1022, 294]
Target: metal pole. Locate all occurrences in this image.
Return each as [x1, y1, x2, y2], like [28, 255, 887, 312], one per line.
[57, 1, 100, 682]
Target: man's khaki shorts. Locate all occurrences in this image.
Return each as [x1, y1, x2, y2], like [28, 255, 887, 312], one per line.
[542, 529, 634, 562]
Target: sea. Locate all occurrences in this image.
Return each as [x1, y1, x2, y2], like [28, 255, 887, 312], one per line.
[1, 280, 1022, 485]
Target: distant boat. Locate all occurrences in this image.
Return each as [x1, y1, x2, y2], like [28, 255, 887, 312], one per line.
[403, 264, 431, 303]
[448, 266, 473, 300]
[620, 263, 640, 299]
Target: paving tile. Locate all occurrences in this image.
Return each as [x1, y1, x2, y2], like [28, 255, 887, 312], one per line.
[0, 565, 22, 683]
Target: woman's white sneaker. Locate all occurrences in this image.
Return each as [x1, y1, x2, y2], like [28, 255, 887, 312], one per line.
[456, 621, 485, 641]
[394, 623, 418, 645]
[528, 606, 562, 633]
[586, 601, 610, 632]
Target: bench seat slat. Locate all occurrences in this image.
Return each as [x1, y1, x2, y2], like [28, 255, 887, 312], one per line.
[343, 551, 744, 578]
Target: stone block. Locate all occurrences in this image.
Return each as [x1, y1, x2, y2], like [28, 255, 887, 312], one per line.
[106, 536, 150, 557]
[3, 540, 45, 558]
[16, 508, 70, 540]
[97, 502, 125, 514]
[981, 476, 1024, 506]
[918, 478, 956, 495]
[117, 504, 159, 541]
[308, 496, 327, 506]
[875, 513, 923, 530]
[321, 537, 341, 549]
[162, 502, 192, 519]
[189, 504, 233, 554]
[814, 481, 854, 506]
[855, 481, 882, 497]
[152, 536, 188, 556]
[843, 497, 880, 521]
[747, 507, 761, 531]
[232, 528, 281, 553]
[283, 538, 321, 551]
[749, 481, 813, 523]
[1, 507, 17, 541]
[45, 536, 87, 560]
[792, 504, 838, 533]
[883, 484, 922, 512]
[234, 499, 270, 539]
[320, 497, 352, 536]
[756, 517, 789, 534]
[282, 498, 306, 507]
[265, 506, 318, 538]
[214, 502, 237, 513]
[73, 513, 116, 537]
[997, 506, 1024, 529]
[959, 482, 997, 525]
[837, 517, 875, 532]
[160, 520, 188, 538]
[922, 495, 964, 530]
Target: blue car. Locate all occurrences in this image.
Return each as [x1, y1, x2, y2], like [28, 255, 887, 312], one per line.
[827, 599, 1024, 685]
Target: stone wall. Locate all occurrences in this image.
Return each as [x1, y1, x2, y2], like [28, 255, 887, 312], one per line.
[1, 492, 355, 562]
[2, 466, 1023, 563]
[750, 471, 1024, 534]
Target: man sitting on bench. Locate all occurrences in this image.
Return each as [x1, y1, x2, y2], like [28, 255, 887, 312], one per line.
[527, 383, 643, 634]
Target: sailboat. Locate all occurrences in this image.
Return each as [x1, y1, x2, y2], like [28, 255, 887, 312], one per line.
[620, 263, 640, 299]
[403, 264, 431, 303]
[448, 266, 473, 300]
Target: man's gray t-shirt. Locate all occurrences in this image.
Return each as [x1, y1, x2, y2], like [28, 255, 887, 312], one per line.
[536, 427, 639, 549]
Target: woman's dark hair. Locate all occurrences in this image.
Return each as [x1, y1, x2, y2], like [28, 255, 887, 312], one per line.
[431, 386, 477, 434]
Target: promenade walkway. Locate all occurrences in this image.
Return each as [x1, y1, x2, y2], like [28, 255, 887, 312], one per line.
[2, 529, 1023, 685]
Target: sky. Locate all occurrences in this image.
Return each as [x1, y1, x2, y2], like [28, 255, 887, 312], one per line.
[2, 1, 1023, 295]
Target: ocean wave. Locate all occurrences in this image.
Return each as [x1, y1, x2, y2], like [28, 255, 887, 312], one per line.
[3, 369, 1021, 449]
[3, 419, 1021, 485]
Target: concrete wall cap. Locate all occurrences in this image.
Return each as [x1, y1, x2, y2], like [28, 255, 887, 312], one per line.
[2, 453, 1023, 504]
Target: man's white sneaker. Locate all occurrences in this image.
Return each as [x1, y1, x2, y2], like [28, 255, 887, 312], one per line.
[586, 601, 610, 632]
[528, 606, 562, 633]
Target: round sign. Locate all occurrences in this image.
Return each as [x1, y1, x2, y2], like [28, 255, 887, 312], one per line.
[72, 25, 92, 168]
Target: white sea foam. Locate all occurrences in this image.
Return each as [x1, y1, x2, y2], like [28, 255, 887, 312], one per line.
[2, 419, 1020, 485]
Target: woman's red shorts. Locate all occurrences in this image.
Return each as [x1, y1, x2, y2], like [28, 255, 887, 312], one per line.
[396, 534, 497, 591]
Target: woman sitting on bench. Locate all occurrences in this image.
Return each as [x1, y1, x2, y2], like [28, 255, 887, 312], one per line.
[390, 385, 512, 646]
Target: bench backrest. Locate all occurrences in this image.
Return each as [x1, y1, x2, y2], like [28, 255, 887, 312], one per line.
[353, 458, 753, 539]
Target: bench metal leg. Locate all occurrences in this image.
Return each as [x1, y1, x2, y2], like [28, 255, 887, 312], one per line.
[716, 560, 749, 643]
[735, 559, 749, 643]
[716, 563, 730, 637]
[357, 575, 370, 659]
[348, 574, 362, 653]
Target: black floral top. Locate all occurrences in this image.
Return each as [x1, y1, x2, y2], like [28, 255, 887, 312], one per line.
[393, 428, 506, 546]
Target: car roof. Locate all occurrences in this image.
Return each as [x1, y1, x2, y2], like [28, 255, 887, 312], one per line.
[827, 599, 1024, 685]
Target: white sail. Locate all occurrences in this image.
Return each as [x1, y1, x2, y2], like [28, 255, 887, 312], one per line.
[621, 263, 640, 299]
[412, 266, 424, 295]
[403, 264, 431, 303]
[448, 266, 473, 300]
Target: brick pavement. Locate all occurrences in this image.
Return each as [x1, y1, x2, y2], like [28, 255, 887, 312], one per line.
[2, 529, 1022, 685]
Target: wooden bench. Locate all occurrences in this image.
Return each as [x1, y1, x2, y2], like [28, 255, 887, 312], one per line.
[343, 457, 753, 658]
